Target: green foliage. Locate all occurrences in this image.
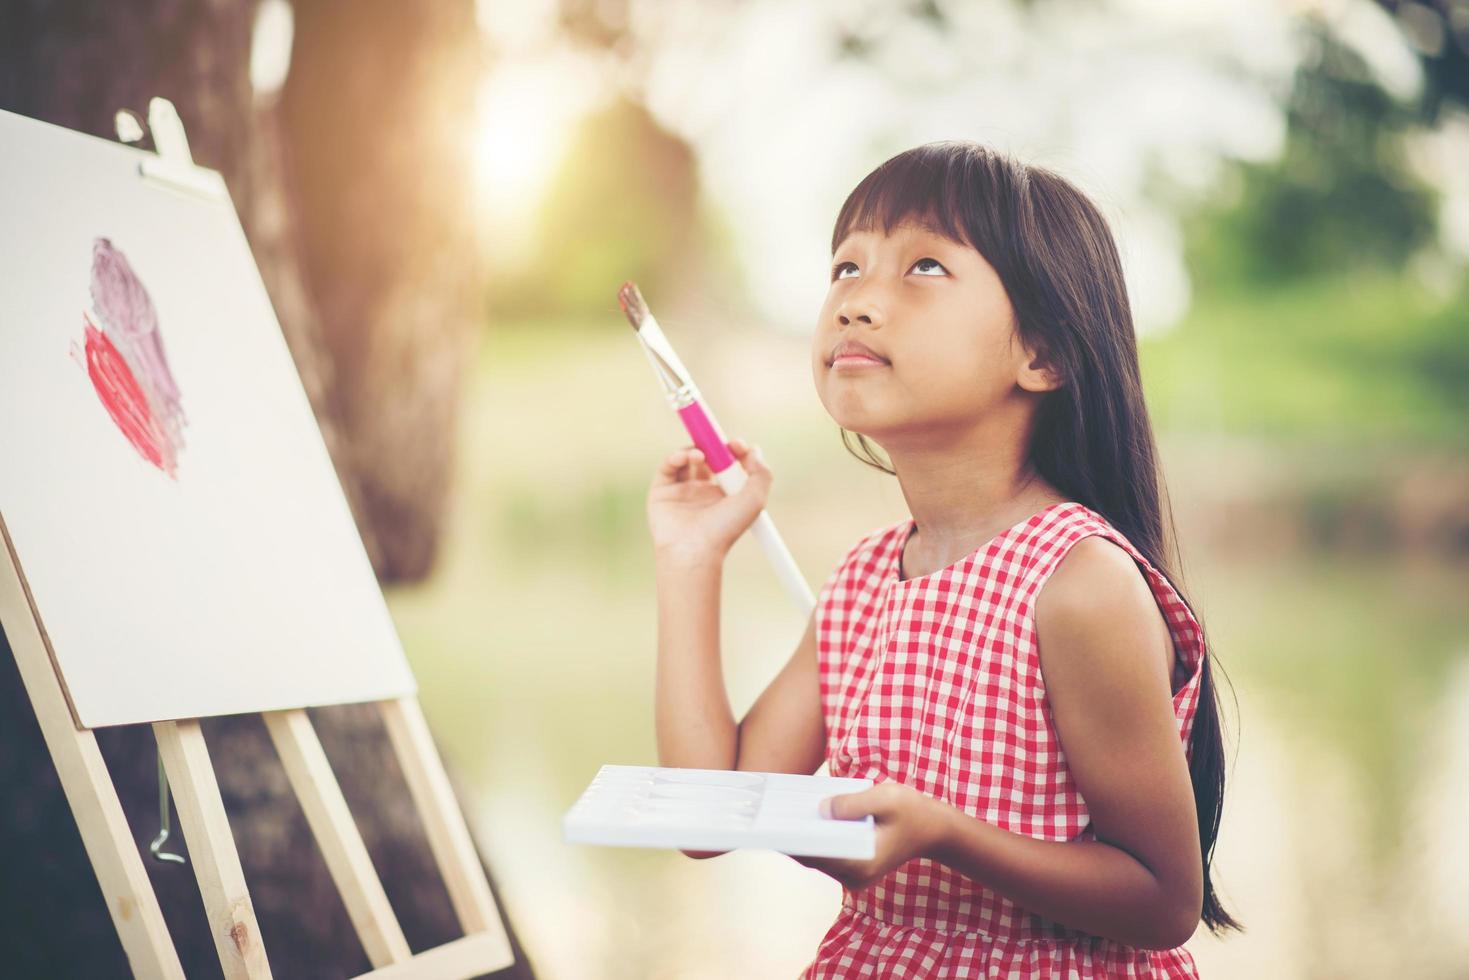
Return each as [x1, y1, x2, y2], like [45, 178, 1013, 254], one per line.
[1142, 274, 1469, 444]
[1159, 20, 1467, 447]
[1409, 291, 1469, 416]
[1184, 25, 1438, 286]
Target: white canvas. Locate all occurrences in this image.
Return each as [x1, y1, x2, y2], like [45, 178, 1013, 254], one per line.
[563, 765, 877, 859]
[0, 109, 416, 727]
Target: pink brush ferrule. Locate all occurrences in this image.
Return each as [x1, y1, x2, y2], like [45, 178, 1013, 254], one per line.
[676, 400, 736, 473]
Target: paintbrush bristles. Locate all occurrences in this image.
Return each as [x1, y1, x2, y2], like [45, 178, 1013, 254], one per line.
[617, 281, 650, 330]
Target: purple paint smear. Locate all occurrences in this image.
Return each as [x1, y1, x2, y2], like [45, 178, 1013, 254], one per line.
[87, 238, 187, 470]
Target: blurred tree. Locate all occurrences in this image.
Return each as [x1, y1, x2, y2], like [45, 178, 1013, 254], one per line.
[279, 0, 485, 584]
[0, 2, 534, 977]
[1167, 15, 1469, 446]
[1376, 0, 1469, 120]
[1184, 22, 1439, 287]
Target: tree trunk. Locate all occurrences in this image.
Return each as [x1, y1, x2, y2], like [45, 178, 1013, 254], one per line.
[280, 0, 486, 584]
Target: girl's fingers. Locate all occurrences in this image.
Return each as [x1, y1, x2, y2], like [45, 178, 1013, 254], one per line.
[655, 450, 693, 486]
[728, 438, 765, 473]
[653, 440, 766, 486]
[655, 450, 688, 483]
[654, 446, 709, 485]
[729, 438, 759, 462]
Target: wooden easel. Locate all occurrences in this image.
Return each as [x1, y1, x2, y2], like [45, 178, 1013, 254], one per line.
[0, 101, 513, 978]
[0, 514, 516, 979]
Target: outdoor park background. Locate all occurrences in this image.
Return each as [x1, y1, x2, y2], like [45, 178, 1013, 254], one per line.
[3, 1, 1468, 977]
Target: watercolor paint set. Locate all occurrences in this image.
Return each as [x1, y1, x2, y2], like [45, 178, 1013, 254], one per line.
[563, 764, 877, 859]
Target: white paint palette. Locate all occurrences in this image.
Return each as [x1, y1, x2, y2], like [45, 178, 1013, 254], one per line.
[562, 765, 876, 859]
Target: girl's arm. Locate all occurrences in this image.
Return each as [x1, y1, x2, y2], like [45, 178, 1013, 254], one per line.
[652, 551, 737, 770]
[930, 536, 1204, 949]
[646, 438, 768, 771]
[655, 563, 825, 860]
[729, 610, 825, 775]
[646, 438, 826, 857]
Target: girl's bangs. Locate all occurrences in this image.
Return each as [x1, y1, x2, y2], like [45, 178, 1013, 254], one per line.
[830, 146, 979, 253]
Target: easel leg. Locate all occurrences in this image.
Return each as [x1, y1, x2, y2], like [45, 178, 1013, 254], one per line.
[154, 719, 273, 980]
[378, 697, 513, 968]
[263, 707, 411, 968]
[0, 521, 184, 978]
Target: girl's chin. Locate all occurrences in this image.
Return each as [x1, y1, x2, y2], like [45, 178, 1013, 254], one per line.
[820, 387, 901, 431]
[828, 412, 891, 440]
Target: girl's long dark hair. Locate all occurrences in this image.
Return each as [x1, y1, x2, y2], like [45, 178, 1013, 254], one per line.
[832, 141, 1242, 936]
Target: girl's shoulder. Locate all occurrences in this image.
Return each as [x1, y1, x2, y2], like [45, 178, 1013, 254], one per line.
[1026, 504, 1179, 613]
[1028, 502, 1151, 578]
[1036, 504, 1183, 587]
[1033, 503, 1208, 695]
[1034, 534, 1166, 643]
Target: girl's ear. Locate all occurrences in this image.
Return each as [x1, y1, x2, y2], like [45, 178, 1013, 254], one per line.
[1017, 344, 1063, 393]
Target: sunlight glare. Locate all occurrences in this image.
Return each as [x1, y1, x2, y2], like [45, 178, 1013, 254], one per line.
[473, 54, 607, 268]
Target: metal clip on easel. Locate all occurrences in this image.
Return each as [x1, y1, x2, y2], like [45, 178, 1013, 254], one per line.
[148, 752, 186, 865]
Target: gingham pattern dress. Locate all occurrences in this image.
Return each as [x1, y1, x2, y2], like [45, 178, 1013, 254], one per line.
[802, 501, 1204, 979]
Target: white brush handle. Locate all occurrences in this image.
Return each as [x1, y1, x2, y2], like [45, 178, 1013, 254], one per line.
[713, 464, 816, 616]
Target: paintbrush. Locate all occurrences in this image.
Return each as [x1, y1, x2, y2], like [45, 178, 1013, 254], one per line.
[618, 282, 815, 615]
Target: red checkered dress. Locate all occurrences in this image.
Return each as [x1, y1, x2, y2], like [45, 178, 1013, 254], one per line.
[803, 501, 1205, 979]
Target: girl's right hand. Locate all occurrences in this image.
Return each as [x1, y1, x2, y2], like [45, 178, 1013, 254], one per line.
[647, 437, 773, 564]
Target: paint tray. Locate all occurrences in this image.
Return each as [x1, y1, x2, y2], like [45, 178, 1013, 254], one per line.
[562, 764, 876, 859]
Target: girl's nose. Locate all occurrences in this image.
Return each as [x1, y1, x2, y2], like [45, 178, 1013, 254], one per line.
[835, 276, 884, 326]
[837, 299, 882, 327]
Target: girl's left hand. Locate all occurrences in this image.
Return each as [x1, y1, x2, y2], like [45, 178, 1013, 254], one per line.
[792, 781, 952, 891]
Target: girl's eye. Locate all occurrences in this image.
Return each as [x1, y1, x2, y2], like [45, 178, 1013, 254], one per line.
[831, 258, 945, 280]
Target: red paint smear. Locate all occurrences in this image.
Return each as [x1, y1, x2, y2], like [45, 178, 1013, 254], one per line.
[82, 318, 174, 476]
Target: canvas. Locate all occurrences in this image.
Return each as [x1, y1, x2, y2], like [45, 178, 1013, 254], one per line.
[0, 109, 416, 727]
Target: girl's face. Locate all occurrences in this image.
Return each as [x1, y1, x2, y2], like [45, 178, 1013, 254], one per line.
[811, 218, 1056, 447]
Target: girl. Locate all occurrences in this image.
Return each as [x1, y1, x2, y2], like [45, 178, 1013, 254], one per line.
[645, 141, 1240, 978]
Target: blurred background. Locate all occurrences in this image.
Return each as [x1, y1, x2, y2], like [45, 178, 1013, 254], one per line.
[3, 0, 1468, 977]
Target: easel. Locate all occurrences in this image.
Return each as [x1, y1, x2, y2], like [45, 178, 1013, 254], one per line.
[0, 102, 515, 979]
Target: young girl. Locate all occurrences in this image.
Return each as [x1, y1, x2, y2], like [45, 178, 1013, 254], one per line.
[645, 141, 1240, 978]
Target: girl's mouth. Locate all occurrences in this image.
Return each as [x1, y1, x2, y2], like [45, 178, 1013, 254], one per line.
[832, 354, 889, 370]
